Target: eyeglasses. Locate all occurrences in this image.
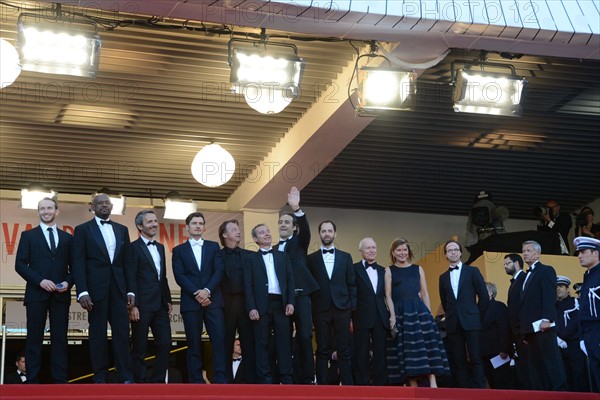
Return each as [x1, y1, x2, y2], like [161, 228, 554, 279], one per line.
[446, 248, 461, 253]
[503, 262, 513, 266]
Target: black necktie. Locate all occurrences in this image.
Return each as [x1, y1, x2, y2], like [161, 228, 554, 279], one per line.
[47, 227, 56, 252]
[322, 248, 334, 254]
[449, 266, 459, 271]
[100, 220, 111, 225]
[260, 249, 273, 255]
[147, 241, 157, 246]
[364, 262, 375, 270]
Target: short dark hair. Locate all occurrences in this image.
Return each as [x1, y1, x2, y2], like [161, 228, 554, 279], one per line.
[218, 219, 239, 246]
[504, 253, 524, 270]
[15, 350, 25, 362]
[318, 220, 337, 232]
[444, 240, 462, 254]
[134, 210, 156, 230]
[38, 197, 58, 209]
[185, 212, 205, 226]
[279, 212, 299, 236]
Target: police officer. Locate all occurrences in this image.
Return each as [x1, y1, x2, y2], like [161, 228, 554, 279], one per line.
[556, 275, 589, 392]
[574, 236, 600, 392]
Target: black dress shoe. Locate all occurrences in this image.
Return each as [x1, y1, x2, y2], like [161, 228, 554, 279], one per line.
[123, 380, 134, 384]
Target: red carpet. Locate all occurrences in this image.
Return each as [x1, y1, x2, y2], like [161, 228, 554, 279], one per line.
[0, 384, 597, 400]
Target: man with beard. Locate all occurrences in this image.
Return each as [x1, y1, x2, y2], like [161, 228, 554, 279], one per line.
[308, 220, 356, 385]
[503, 253, 531, 389]
[15, 198, 72, 383]
[125, 210, 172, 383]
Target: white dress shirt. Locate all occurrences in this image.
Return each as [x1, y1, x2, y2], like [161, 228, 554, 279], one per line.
[189, 238, 204, 271]
[142, 236, 161, 280]
[450, 261, 463, 298]
[40, 222, 58, 249]
[261, 248, 282, 295]
[321, 246, 335, 279]
[95, 216, 116, 263]
[364, 260, 378, 293]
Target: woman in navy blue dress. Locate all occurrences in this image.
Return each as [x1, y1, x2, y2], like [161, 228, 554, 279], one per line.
[385, 238, 449, 387]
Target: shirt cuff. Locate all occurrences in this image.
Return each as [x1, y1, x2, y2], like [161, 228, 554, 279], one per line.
[204, 288, 211, 297]
[548, 221, 555, 228]
[77, 291, 89, 301]
[294, 209, 305, 217]
[127, 292, 135, 297]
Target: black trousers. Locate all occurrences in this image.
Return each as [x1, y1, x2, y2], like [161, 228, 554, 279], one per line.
[314, 306, 353, 385]
[253, 295, 293, 384]
[290, 294, 315, 384]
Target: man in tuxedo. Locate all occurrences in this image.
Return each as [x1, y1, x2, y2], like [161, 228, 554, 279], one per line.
[438, 239, 488, 388]
[244, 223, 296, 384]
[308, 220, 356, 385]
[503, 253, 532, 389]
[574, 236, 600, 392]
[218, 219, 256, 383]
[537, 200, 572, 252]
[519, 240, 567, 391]
[3, 351, 27, 384]
[351, 237, 389, 385]
[231, 339, 244, 383]
[72, 193, 133, 383]
[125, 210, 172, 383]
[274, 186, 319, 384]
[15, 198, 72, 384]
[172, 212, 227, 383]
[480, 282, 513, 389]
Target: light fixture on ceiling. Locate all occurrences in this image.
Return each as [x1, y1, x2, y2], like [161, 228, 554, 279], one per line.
[352, 41, 416, 114]
[451, 55, 527, 117]
[163, 191, 197, 220]
[20, 184, 57, 210]
[17, 7, 101, 78]
[191, 143, 236, 188]
[0, 38, 21, 89]
[94, 188, 126, 215]
[228, 28, 304, 114]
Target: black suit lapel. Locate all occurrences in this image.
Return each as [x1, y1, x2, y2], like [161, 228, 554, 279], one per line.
[457, 266, 467, 296]
[356, 263, 372, 290]
[139, 239, 155, 267]
[158, 243, 167, 280]
[89, 220, 110, 260]
[376, 267, 385, 294]
[34, 225, 52, 253]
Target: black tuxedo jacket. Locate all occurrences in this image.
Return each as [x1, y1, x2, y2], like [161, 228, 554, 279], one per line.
[244, 250, 295, 314]
[351, 261, 389, 329]
[439, 264, 489, 332]
[15, 225, 73, 304]
[274, 214, 319, 295]
[507, 271, 526, 337]
[308, 248, 356, 313]
[172, 239, 224, 313]
[125, 238, 172, 312]
[3, 370, 26, 384]
[72, 219, 130, 301]
[480, 299, 511, 357]
[519, 262, 558, 335]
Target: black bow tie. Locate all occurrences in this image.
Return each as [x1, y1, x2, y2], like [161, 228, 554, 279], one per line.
[226, 247, 240, 254]
[449, 266, 459, 271]
[260, 249, 273, 255]
[147, 241, 157, 246]
[233, 358, 242, 362]
[18, 371, 25, 376]
[100, 220, 111, 225]
[322, 248, 334, 254]
[364, 262, 376, 270]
